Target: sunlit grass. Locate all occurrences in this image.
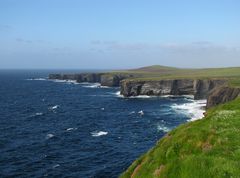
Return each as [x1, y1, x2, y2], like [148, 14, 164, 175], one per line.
[111, 65, 240, 87]
[120, 98, 240, 178]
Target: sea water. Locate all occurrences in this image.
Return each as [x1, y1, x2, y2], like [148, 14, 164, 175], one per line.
[0, 70, 206, 177]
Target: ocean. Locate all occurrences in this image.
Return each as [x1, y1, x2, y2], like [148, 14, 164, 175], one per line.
[0, 70, 206, 178]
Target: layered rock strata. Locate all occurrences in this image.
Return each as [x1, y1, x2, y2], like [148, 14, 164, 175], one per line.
[206, 87, 240, 108]
[120, 79, 227, 100]
[48, 73, 131, 87]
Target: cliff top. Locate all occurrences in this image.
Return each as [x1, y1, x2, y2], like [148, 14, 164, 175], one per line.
[112, 65, 240, 87]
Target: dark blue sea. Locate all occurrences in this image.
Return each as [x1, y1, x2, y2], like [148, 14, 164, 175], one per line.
[0, 70, 205, 178]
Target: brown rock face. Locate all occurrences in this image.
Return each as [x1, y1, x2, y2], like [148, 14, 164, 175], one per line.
[206, 87, 240, 108]
[100, 74, 130, 87]
[120, 79, 227, 99]
[49, 73, 133, 87]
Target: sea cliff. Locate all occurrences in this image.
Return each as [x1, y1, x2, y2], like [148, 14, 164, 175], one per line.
[49, 72, 240, 107]
[120, 79, 227, 100]
[49, 73, 132, 87]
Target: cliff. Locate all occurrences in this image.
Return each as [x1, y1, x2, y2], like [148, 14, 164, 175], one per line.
[49, 73, 132, 87]
[120, 79, 227, 100]
[49, 73, 102, 83]
[206, 87, 240, 108]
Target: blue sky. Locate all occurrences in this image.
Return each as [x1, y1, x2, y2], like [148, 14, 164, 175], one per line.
[1, 0, 240, 69]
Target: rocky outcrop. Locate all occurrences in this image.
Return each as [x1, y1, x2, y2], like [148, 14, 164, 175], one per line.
[49, 73, 133, 87]
[120, 79, 227, 99]
[193, 80, 227, 100]
[100, 74, 130, 87]
[206, 87, 240, 108]
[49, 73, 102, 83]
[76, 73, 102, 83]
[49, 74, 77, 80]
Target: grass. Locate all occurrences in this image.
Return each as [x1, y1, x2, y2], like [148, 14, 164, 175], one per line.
[120, 98, 240, 178]
[110, 65, 240, 87]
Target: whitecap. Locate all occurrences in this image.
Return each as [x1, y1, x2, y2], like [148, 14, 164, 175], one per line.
[66, 127, 77, 131]
[129, 111, 136, 114]
[138, 110, 144, 116]
[81, 83, 101, 88]
[26, 78, 47, 81]
[171, 99, 206, 121]
[91, 131, 108, 137]
[101, 108, 105, 111]
[46, 133, 55, 139]
[52, 164, 60, 168]
[49, 105, 59, 110]
[50, 79, 79, 85]
[35, 112, 43, 116]
[130, 95, 154, 98]
[114, 91, 124, 98]
[100, 86, 111, 88]
[157, 124, 171, 133]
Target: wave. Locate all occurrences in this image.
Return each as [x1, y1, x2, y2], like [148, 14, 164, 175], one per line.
[130, 95, 154, 98]
[100, 85, 111, 88]
[81, 83, 101, 88]
[49, 79, 79, 85]
[48, 105, 59, 112]
[115, 93, 195, 99]
[157, 124, 171, 133]
[35, 112, 43, 116]
[171, 99, 206, 121]
[46, 133, 55, 139]
[115, 91, 123, 98]
[52, 105, 59, 110]
[52, 164, 60, 169]
[66, 127, 78, 131]
[26, 78, 47, 81]
[138, 110, 144, 116]
[91, 131, 108, 137]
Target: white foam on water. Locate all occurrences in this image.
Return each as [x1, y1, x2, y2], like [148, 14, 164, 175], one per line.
[35, 112, 43, 116]
[26, 78, 47, 81]
[115, 93, 195, 99]
[100, 86, 111, 88]
[129, 95, 154, 98]
[138, 110, 144, 116]
[129, 111, 136, 114]
[46, 133, 55, 139]
[115, 91, 123, 98]
[171, 99, 206, 121]
[91, 131, 108, 137]
[49, 105, 59, 110]
[49, 79, 79, 85]
[81, 83, 101, 88]
[52, 164, 60, 169]
[66, 127, 77, 131]
[157, 124, 171, 133]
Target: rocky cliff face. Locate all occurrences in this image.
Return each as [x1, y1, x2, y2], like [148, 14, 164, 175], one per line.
[49, 73, 132, 87]
[206, 87, 240, 108]
[120, 79, 227, 99]
[100, 74, 131, 87]
[49, 73, 102, 83]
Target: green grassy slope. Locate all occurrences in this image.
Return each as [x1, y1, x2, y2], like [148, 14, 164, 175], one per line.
[112, 65, 240, 87]
[120, 98, 240, 178]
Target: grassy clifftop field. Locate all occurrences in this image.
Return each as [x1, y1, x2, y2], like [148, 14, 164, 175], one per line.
[113, 65, 240, 87]
[120, 98, 240, 178]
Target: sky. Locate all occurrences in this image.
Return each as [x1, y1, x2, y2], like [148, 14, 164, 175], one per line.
[0, 0, 240, 69]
